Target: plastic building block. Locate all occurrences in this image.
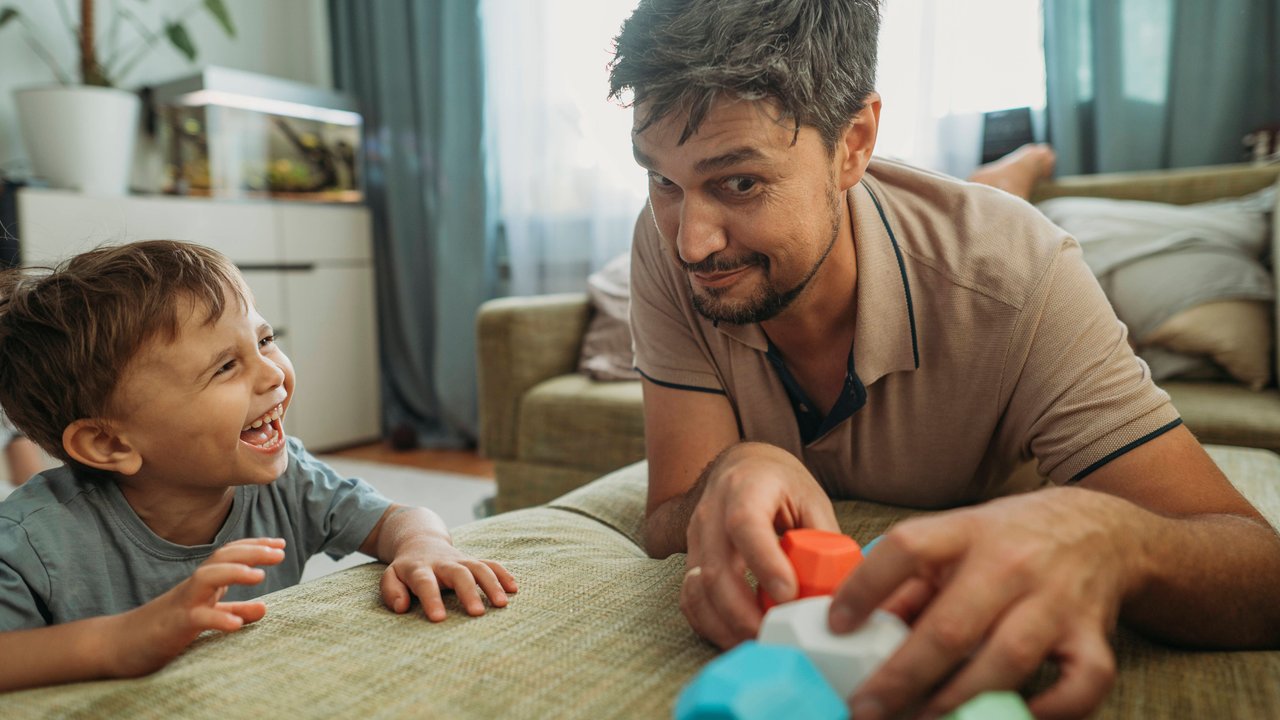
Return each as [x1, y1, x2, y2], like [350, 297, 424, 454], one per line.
[862, 535, 884, 555]
[758, 529, 863, 610]
[758, 595, 909, 698]
[674, 641, 849, 720]
[942, 691, 1034, 720]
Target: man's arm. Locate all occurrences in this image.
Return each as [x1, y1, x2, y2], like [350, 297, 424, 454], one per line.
[643, 379, 842, 647]
[1079, 424, 1280, 646]
[358, 504, 518, 621]
[829, 425, 1280, 720]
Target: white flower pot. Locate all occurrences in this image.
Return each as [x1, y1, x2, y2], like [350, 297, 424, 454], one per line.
[13, 85, 141, 196]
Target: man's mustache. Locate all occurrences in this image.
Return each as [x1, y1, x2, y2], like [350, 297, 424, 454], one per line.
[682, 252, 769, 274]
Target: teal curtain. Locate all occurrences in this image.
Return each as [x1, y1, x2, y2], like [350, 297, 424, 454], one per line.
[1044, 0, 1280, 175]
[329, 1, 499, 445]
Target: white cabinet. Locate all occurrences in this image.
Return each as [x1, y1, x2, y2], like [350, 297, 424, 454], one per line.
[17, 189, 382, 451]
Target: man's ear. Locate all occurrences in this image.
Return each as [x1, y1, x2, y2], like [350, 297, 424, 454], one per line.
[62, 419, 142, 475]
[836, 91, 881, 191]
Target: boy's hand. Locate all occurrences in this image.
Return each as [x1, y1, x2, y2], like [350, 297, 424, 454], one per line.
[107, 537, 287, 678]
[380, 534, 518, 621]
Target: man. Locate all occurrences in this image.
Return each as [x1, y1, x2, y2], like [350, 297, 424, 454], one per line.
[607, 1, 1280, 718]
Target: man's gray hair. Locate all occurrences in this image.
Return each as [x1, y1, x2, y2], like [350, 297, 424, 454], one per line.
[608, 0, 880, 148]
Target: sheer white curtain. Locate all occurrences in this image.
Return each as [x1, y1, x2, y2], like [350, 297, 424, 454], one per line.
[481, 0, 645, 297]
[480, 0, 1047, 296]
[876, 0, 1047, 178]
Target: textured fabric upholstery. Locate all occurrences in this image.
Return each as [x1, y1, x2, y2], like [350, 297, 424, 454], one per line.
[10, 448, 1280, 718]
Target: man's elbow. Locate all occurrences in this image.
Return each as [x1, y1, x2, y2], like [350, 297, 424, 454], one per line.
[642, 511, 683, 559]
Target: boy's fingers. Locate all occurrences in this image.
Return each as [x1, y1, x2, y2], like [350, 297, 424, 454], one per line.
[208, 544, 286, 567]
[441, 564, 487, 617]
[189, 606, 246, 633]
[190, 564, 266, 597]
[222, 537, 287, 550]
[463, 560, 509, 608]
[218, 601, 269, 625]
[402, 567, 448, 622]
[380, 565, 411, 614]
[485, 561, 519, 593]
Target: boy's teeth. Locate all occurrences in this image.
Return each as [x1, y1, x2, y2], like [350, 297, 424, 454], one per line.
[242, 404, 283, 432]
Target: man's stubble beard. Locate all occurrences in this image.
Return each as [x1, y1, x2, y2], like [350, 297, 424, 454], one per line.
[688, 181, 843, 325]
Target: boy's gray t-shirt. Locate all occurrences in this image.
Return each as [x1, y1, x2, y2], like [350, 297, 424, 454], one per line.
[0, 437, 391, 629]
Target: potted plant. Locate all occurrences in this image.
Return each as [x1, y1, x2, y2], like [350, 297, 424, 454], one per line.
[1, 0, 235, 195]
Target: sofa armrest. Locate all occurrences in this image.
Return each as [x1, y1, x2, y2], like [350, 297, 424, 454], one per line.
[477, 293, 592, 461]
[1029, 162, 1280, 205]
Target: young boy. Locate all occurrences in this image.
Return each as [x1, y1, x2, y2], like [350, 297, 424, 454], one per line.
[0, 240, 517, 692]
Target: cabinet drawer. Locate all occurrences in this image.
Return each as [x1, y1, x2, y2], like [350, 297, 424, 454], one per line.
[278, 203, 372, 263]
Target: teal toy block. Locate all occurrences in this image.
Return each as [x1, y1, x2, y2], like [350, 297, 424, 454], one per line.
[674, 641, 849, 720]
[942, 691, 1034, 720]
[862, 535, 883, 555]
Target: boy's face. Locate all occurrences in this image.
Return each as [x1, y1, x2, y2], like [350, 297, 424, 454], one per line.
[108, 285, 296, 492]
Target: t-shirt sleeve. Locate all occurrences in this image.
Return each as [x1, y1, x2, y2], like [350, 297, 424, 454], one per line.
[0, 520, 51, 630]
[628, 207, 726, 394]
[283, 439, 393, 561]
[1001, 238, 1182, 483]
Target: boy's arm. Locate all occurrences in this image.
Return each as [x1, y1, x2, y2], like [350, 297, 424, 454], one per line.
[359, 504, 518, 621]
[0, 537, 284, 693]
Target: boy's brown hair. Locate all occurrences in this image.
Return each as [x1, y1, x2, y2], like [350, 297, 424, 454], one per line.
[0, 240, 247, 461]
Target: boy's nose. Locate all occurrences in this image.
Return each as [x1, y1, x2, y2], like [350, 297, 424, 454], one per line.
[254, 353, 287, 392]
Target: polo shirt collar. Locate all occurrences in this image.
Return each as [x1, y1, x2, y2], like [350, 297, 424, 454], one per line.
[713, 178, 920, 385]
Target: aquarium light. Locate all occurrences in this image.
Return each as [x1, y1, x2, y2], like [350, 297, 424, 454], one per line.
[176, 90, 363, 127]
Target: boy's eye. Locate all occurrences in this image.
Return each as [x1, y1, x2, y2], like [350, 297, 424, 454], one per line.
[214, 360, 236, 376]
[259, 334, 276, 349]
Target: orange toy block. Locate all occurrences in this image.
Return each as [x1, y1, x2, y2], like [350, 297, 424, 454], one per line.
[758, 529, 863, 611]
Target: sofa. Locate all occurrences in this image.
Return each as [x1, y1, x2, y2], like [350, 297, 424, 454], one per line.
[8, 448, 1280, 718]
[479, 163, 1280, 512]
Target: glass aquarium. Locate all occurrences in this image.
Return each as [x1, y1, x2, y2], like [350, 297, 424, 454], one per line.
[152, 67, 362, 202]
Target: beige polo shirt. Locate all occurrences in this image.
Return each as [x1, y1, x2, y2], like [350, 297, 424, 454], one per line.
[630, 157, 1181, 508]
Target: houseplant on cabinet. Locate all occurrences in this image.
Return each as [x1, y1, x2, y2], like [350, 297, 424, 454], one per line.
[1, 0, 234, 195]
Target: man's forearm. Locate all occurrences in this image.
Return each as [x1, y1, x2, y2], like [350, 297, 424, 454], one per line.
[0, 615, 118, 692]
[1124, 510, 1280, 648]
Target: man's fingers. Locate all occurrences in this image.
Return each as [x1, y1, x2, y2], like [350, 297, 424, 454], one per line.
[679, 566, 740, 649]
[921, 600, 1060, 716]
[725, 505, 798, 604]
[880, 577, 934, 625]
[1027, 629, 1116, 720]
[703, 559, 762, 642]
[830, 519, 970, 633]
[218, 601, 269, 625]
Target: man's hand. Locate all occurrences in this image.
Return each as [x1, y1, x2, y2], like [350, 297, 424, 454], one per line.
[680, 442, 840, 648]
[108, 537, 287, 679]
[365, 504, 517, 621]
[828, 488, 1141, 720]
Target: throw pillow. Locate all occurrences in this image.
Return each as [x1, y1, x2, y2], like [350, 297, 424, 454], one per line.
[1142, 300, 1273, 390]
[578, 253, 639, 381]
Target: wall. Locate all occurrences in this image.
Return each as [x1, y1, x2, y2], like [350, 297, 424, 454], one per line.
[0, 0, 332, 176]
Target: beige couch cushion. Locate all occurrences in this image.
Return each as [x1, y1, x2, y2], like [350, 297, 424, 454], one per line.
[7, 450, 1280, 718]
[1165, 381, 1280, 452]
[517, 374, 645, 472]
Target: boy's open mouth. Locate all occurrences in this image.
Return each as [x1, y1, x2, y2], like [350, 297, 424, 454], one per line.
[240, 403, 285, 450]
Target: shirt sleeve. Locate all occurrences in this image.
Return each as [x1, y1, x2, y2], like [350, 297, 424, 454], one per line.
[628, 207, 726, 393]
[0, 520, 51, 630]
[283, 439, 394, 561]
[1000, 237, 1182, 483]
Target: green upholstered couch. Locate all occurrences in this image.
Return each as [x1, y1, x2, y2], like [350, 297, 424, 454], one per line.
[8, 446, 1280, 718]
[479, 163, 1280, 512]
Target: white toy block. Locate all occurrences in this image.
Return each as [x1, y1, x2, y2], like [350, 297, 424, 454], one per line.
[758, 596, 909, 699]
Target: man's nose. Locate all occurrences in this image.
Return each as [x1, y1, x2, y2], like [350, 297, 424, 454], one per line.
[676, 196, 728, 265]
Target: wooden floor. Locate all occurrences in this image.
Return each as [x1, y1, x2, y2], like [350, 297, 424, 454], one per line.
[328, 441, 494, 478]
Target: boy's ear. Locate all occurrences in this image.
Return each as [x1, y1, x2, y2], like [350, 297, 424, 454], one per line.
[836, 91, 882, 192]
[62, 420, 142, 475]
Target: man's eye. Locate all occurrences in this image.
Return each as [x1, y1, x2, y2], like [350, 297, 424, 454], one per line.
[724, 176, 757, 194]
[648, 171, 674, 188]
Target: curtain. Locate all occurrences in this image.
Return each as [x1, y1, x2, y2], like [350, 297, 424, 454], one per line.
[329, 0, 498, 446]
[1045, 0, 1280, 176]
[480, 0, 646, 296]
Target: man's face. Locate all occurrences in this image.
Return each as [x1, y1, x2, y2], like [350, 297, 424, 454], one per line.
[632, 97, 844, 324]
[108, 285, 296, 493]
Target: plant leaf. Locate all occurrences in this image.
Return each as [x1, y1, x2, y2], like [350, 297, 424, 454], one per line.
[165, 21, 197, 61]
[204, 0, 235, 37]
[0, 7, 20, 28]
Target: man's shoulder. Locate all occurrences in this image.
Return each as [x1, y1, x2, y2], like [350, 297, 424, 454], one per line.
[863, 158, 1069, 309]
